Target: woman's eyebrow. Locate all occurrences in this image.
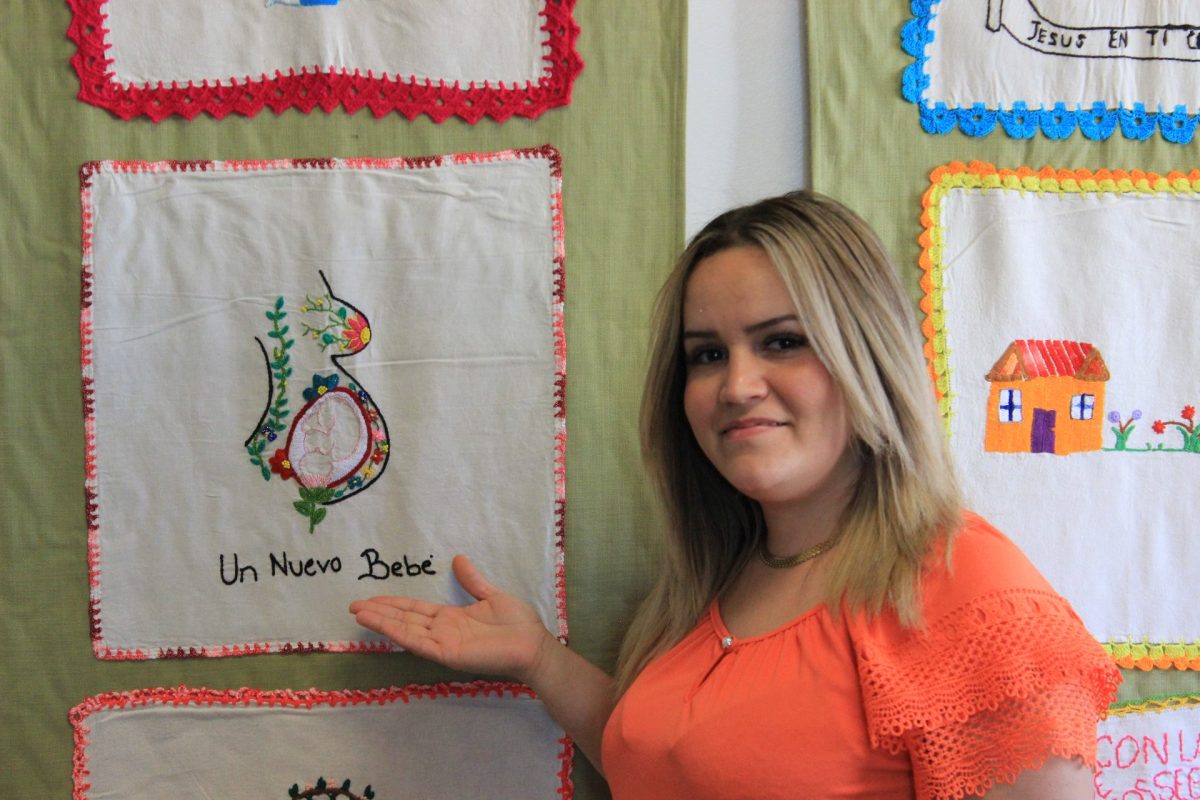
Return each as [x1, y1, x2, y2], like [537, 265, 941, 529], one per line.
[683, 314, 799, 340]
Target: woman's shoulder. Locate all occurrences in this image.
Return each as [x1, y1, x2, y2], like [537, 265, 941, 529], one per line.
[921, 509, 1058, 611]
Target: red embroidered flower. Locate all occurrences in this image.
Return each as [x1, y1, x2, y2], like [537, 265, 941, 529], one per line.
[371, 448, 386, 464]
[1183, 405, 1196, 422]
[343, 313, 371, 353]
[1153, 420, 1167, 435]
[269, 449, 295, 480]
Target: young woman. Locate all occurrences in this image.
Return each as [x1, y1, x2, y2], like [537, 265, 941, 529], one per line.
[350, 192, 1120, 799]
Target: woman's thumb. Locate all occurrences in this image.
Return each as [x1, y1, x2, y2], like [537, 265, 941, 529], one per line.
[452, 554, 498, 601]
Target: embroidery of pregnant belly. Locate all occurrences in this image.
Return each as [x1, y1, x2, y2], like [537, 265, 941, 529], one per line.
[244, 270, 390, 533]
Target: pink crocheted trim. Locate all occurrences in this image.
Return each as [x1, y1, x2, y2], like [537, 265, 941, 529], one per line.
[80, 147, 568, 658]
[69, 682, 574, 800]
[66, 0, 583, 123]
[857, 588, 1121, 799]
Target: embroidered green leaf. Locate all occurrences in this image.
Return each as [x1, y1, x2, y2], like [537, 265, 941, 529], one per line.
[294, 500, 315, 516]
[365, 787, 375, 799]
[338, 306, 348, 320]
[261, 465, 271, 481]
[275, 296, 285, 311]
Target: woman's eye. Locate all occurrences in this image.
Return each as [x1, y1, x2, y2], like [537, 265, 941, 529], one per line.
[765, 334, 808, 352]
[686, 347, 724, 366]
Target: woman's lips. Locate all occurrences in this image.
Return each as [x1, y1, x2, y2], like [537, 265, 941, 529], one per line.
[722, 418, 784, 439]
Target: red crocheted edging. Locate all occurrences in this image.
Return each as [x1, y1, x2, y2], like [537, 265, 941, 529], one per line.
[66, 0, 583, 123]
[69, 682, 574, 800]
[80, 147, 569, 658]
[857, 588, 1121, 747]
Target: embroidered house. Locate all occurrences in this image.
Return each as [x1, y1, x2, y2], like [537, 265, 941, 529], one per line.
[984, 340, 1110, 455]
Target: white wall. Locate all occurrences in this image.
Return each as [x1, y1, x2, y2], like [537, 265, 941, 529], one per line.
[685, 0, 809, 237]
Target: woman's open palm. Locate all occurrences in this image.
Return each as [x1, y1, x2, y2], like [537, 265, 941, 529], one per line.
[349, 554, 553, 682]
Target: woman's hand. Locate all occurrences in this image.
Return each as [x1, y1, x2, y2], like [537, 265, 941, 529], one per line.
[349, 554, 556, 683]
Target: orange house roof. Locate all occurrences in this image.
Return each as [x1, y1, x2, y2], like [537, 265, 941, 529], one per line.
[986, 339, 1110, 382]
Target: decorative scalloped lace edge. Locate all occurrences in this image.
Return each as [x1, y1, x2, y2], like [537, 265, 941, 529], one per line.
[858, 588, 1121, 738]
[66, 0, 583, 123]
[1108, 692, 1200, 717]
[920, 159, 1200, 670]
[900, 0, 1200, 143]
[69, 682, 574, 800]
[80, 146, 569, 660]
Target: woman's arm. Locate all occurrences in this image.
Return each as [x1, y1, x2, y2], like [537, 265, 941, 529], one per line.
[966, 756, 1094, 799]
[349, 555, 616, 773]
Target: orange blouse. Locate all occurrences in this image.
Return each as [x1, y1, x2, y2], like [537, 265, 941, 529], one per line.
[601, 513, 1120, 799]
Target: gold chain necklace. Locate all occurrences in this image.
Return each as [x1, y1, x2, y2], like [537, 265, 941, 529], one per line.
[758, 535, 839, 569]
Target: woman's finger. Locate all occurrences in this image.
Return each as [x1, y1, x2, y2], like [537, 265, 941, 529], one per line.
[451, 554, 499, 601]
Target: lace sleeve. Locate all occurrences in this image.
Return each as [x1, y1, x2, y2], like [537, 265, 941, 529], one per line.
[855, 588, 1121, 800]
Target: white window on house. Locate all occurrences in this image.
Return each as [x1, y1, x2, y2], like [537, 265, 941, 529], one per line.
[998, 388, 1022, 422]
[1071, 393, 1095, 421]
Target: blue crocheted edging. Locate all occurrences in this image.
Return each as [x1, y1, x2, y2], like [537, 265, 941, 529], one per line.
[900, 0, 1200, 144]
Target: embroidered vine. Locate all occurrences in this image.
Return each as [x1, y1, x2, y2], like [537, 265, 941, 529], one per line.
[246, 273, 391, 533]
[1107, 409, 1141, 451]
[288, 778, 374, 799]
[1153, 405, 1200, 452]
[246, 296, 294, 479]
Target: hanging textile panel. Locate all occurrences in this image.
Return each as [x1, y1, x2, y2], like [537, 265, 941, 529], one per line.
[921, 162, 1200, 668]
[1096, 695, 1200, 798]
[81, 148, 566, 659]
[67, 0, 583, 122]
[70, 683, 571, 799]
[903, 0, 1200, 142]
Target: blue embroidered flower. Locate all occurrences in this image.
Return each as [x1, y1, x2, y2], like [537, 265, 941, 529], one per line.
[347, 475, 364, 490]
[1118, 103, 1157, 141]
[1038, 102, 1077, 140]
[920, 102, 956, 135]
[1078, 102, 1118, 140]
[998, 102, 1038, 139]
[957, 103, 997, 137]
[261, 425, 278, 442]
[303, 372, 340, 403]
[1161, 105, 1199, 144]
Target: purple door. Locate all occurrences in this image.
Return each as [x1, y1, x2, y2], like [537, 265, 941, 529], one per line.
[1031, 408, 1056, 453]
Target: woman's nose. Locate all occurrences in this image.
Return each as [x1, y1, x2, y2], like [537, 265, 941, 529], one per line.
[719, 351, 767, 404]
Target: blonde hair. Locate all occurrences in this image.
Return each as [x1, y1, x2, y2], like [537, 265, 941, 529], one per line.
[615, 191, 962, 692]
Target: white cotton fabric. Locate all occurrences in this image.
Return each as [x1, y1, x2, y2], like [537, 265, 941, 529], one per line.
[88, 157, 560, 653]
[926, 0, 1200, 112]
[81, 691, 564, 799]
[103, 0, 546, 86]
[1095, 702, 1200, 796]
[939, 188, 1200, 643]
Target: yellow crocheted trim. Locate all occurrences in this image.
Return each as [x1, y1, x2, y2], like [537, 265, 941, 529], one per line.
[1108, 694, 1200, 718]
[1105, 641, 1200, 672]
[919, 162, 1200, 434]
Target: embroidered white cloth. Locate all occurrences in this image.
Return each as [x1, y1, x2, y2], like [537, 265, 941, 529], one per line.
[81, 149, 566, 659]
[71, 684, 570, 799]
[905, 0, 1200, 141]
[68, 0, 583, 122]
[1095, 697, 1200, 798]
[922, 164, 1200, 657]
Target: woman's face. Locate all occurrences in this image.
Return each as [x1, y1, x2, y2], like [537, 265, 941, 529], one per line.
[681, 245, 858, 510]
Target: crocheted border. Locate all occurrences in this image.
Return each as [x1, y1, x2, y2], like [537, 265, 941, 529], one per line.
[901, 0, 1200, 143]
[66, 0, 583, 123]
[1109, 693, 1200, 717]
[920, 160, 1200, 670]
[80, 146, 568, 659]
[69, 682, 574, 800]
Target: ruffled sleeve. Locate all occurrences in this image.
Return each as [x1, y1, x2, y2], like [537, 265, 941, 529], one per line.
[851, 513, 1121, 800]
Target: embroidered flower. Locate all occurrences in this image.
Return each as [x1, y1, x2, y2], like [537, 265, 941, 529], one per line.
[261, 425, 278, 442]
[269, 449, 295, 480]
[1184, 406, 1196, 423]
[1153, 420, 1167, 435]
[371, 428, 386, 442]
[362, 465, 375, 479]
[343, 313, 371, 352]
[1106, 411, 1120, 424]
[347, 475, 364, 490]
[371, 448, 386, 464]
[378, 442, 389, 454]
[303, 373, 340, 403]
